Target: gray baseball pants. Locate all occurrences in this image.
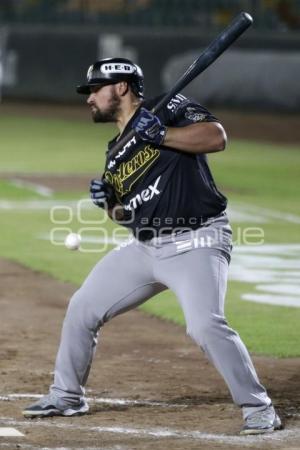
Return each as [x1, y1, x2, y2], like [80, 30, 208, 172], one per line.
[51, 214, 271, 408]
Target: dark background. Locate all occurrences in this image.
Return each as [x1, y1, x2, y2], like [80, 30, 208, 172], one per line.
[1, 0, 300, 110]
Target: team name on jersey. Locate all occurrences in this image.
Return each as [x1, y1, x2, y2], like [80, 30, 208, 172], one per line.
[123, 176, 161, 211]
[105, 146, 160, 196]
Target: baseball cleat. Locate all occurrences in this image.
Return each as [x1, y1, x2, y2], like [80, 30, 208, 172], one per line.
[22, 393, 89, 418]
[241, 404, 282, 435]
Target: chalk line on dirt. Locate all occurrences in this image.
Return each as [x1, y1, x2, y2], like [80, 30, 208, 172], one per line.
[0, 445, 126, 450]
[0, 393, 187, 408]
[0, 416, 299, 447]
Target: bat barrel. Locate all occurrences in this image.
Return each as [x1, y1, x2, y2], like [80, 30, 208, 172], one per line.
[153, 12, 253, 114]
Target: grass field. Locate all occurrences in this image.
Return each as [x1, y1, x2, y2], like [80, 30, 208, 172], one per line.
[1, 112, 300, 357]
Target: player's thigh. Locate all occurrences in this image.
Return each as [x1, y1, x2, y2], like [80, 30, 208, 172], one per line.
[157, 248, 229, 320]
[68, 240, 165, 325]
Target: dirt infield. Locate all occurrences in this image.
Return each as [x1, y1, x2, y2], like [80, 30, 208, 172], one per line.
[0, 257, 300, 450]
[1, 102, 300, 448]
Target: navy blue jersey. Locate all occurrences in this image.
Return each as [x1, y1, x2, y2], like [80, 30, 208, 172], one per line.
[104, 94, 227, 240]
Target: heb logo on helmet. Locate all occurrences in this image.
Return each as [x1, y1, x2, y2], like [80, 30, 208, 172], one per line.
[101, 63, 136, 74]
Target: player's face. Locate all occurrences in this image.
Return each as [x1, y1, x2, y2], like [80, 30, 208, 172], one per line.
[87, 84, 121, 123]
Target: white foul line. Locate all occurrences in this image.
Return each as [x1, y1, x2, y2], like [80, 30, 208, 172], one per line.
[1, 394, 300, 446]
[0, 200, 86, 210]
[0, 416, 298, 447]
[0, 445, 125, 450]
[231, 202, 300, 224]
[0, 393, 186, 408]
[9, 178, 54, 197]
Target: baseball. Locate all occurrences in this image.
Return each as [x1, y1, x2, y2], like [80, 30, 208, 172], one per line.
[64, 233, 81, 251]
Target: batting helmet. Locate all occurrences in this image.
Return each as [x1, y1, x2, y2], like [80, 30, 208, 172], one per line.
[76, 57, 144, 98]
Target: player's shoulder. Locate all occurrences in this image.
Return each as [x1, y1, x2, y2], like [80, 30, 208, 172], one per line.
[144, 94, 218, 124]
[143, 93, 196, 112]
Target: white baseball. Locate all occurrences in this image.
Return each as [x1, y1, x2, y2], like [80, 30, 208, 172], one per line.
[64, 233, 81, 251]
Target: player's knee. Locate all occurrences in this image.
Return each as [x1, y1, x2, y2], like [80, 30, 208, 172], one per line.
[63, 289, 100, 331]
[187, 314, 230, 346]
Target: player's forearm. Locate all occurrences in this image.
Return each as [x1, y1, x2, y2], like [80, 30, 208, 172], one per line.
[163, 122, 227, 154]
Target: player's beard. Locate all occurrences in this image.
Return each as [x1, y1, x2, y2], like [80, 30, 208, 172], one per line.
[91, 89, 121, 123]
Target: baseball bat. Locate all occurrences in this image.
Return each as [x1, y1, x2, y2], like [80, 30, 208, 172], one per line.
[109, 11, 253, 158]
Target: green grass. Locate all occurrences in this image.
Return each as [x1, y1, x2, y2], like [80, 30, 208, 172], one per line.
[0, 179, 45, 199]
[141, 284, 300, 358]
[0, 115, 114, 173]
[209, 140, 300, 214]
[1, 113, 300, 357]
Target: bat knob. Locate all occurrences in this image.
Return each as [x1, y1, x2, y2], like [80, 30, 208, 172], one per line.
[241, 12, 254, 25]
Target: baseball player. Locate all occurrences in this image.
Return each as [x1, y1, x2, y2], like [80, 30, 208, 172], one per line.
[23, 58, 282, 435]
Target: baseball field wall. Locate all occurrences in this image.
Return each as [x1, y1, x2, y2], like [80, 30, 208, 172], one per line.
[1, 26, 300, 111]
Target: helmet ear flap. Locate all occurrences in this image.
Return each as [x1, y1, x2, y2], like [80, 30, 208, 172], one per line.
[130, 81, 143, 98]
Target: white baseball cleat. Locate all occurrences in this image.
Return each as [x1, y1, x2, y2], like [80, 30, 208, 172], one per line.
[241, 404, 282, 435]
[22, 393, 89, 418]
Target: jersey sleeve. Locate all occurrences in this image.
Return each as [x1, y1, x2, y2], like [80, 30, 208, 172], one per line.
[161, 94, 219, 127]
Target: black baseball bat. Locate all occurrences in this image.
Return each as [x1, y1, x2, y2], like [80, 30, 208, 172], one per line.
[109, 11, 253, 158]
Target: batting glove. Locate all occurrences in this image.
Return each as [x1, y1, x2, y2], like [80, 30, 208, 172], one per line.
[132, 107, 167, 146]
[90, 179, 115, 209]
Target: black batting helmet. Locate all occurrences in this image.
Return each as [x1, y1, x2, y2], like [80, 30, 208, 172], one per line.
[76, 57, 144, 98]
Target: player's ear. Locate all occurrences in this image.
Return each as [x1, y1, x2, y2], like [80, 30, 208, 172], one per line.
[117, 81, 129, 97]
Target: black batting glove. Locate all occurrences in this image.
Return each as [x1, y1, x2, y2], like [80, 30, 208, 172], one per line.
[132, 107, 167, 146]
[90, 179, 115, 209]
